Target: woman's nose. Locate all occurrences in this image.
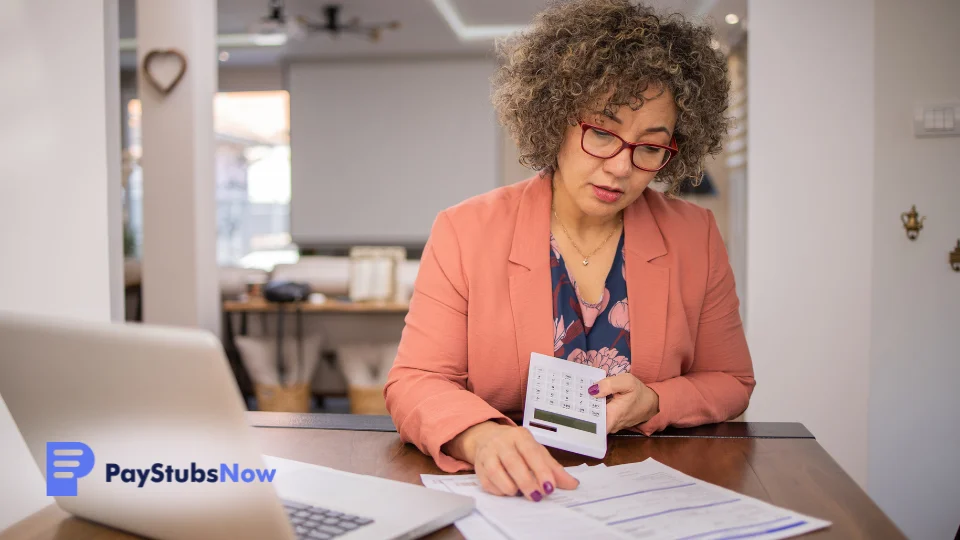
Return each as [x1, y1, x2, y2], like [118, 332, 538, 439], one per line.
[603, 147, 634, 177]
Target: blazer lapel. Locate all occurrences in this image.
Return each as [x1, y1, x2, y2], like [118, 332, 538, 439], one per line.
[508, 176, 555, 403]
[623, 190, 669, 384]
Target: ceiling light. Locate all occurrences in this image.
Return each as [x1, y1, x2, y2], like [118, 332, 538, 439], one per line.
[218, 51, 230, 62]
[250, 33, 288, 46]
[725, 14, 740, 25]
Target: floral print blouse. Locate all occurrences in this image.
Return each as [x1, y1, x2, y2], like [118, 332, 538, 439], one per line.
[551, 232, 631, 376]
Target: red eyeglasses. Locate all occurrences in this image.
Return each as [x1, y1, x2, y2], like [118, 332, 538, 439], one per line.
[578, 121, 679, 172]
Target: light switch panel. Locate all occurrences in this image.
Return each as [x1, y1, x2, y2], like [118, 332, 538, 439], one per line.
[915, 102, 960, 138]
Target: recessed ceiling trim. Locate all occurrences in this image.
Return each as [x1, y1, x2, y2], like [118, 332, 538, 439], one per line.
[118, 33, 288, 52]
[431, 0, 527, 41]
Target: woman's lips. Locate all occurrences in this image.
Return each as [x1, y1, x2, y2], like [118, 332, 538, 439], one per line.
[592, 184, 623, 203]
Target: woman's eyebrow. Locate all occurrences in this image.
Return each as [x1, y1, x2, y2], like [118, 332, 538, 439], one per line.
[601, 110, 673, 138]
[602, 110, 623, 124]
[644, 126, 672, 137]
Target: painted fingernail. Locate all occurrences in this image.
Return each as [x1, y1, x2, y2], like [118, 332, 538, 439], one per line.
[531, 490, 542, 502]
[543, 481, 554, 494]
[588, 384, 599, 395]
[516, 490, 523, 497]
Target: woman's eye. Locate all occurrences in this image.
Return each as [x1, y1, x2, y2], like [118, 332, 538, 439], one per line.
[638, 145, 661, 153]
[590, 128, 613, 138]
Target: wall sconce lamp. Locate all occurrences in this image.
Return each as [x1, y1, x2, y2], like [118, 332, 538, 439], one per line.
[901, 205, 925, 240]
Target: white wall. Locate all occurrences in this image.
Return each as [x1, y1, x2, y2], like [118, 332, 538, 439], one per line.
[869, 1, 960, 538]
[288, 58, 499, 246]
[746, 0, 875, 486]
[0, 0, 118, 531]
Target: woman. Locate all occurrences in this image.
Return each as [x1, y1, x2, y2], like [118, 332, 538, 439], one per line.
[384, 0, 754, 502]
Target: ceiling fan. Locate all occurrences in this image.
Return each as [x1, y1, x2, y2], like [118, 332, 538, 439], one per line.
[250, 0, 401, 43]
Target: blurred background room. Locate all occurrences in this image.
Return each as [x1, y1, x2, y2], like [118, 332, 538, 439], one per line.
[1, 0, 957, 538]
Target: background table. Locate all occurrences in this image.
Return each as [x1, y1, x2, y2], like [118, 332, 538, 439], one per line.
[0, 416, 904, 539]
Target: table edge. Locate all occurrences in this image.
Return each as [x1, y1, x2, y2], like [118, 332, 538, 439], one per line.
[246, 412, 815, 439]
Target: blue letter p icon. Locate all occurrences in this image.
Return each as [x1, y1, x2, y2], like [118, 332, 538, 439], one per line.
[46, 442, 95, 496]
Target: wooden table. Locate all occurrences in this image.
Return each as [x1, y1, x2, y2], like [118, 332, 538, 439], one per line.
[1, 416, 903, 539]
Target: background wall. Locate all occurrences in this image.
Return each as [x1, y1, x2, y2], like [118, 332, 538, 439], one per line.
[746, 0, 875, 486]
[748, 1, 960, 537]
[0, 0, 119, 531]
[288, 58, 499, 247]
[868, 0, 960, 538]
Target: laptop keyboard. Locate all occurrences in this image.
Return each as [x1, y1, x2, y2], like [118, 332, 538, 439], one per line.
[283, 499, 375, 539]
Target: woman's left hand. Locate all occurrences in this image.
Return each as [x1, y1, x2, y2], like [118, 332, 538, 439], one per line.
[588, 373, 660, 434]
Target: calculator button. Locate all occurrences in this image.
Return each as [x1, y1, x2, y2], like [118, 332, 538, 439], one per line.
[577, 407, 586, 414]
[591, 410, 600, 417]
[548, 399, 557, 406]
[562, 403, 572, 410]
[590, 400, 601, 410]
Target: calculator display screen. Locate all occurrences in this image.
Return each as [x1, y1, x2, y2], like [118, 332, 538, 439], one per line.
[533, 409, 597, 434]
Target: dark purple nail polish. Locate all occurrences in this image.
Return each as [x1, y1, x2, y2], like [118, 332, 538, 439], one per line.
[543, 481, 554, 494]
[531, 490, 542, 502]
[516, 490, 523, 497]
[588, 384, 599, 395]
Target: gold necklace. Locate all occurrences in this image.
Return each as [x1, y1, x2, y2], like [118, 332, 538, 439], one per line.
[552, 207, 622, 266]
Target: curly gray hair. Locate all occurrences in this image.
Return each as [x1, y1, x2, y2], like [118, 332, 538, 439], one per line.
[492, 0, 730, 194]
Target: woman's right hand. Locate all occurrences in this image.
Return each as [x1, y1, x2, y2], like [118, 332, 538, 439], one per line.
[445, 421, 580, 501]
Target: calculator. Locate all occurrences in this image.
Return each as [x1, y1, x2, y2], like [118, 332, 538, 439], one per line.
[522, 352, 608, 459]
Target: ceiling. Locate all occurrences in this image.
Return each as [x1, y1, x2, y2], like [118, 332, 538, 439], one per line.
[117, 0, 746, 68]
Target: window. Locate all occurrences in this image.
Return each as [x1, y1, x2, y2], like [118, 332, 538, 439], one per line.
[123, 91, 292, 268]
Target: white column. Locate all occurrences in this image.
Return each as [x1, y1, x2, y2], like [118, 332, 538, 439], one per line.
[105, 0, 125, 322]
[137, 0, 220, 335]
[0, 0, 120, 530]
[745, 0, 875, 487]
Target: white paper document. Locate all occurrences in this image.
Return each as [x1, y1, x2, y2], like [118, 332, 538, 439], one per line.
[422, 459, 830, 540]
[421, 464, 616, 540]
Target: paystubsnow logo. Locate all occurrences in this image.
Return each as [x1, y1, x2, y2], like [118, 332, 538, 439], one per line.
[46, 442, 276, 496]
[47, 442, 96, 496]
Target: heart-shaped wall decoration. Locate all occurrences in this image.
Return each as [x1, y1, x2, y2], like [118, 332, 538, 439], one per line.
[143, 49, 188, 97]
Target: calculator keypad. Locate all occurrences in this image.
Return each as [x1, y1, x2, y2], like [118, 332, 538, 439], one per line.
[532, 366, 603, 418]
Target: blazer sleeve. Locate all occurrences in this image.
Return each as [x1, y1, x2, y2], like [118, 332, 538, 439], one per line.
[636, 210, 756, 434]
[383, 211, 516, 472]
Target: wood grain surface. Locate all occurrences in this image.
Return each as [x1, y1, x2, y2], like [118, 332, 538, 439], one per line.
[0, 424, 903, 540]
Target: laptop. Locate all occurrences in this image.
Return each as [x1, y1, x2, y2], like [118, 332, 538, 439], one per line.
[0, 312, 473, 540]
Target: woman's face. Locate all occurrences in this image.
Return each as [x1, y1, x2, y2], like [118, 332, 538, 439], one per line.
[554, 87, 678, 219]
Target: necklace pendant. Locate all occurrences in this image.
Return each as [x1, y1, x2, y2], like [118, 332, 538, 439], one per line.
[582, 258, 589, 266]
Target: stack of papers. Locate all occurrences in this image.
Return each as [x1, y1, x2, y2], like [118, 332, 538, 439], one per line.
[421, 458, 831, 540]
